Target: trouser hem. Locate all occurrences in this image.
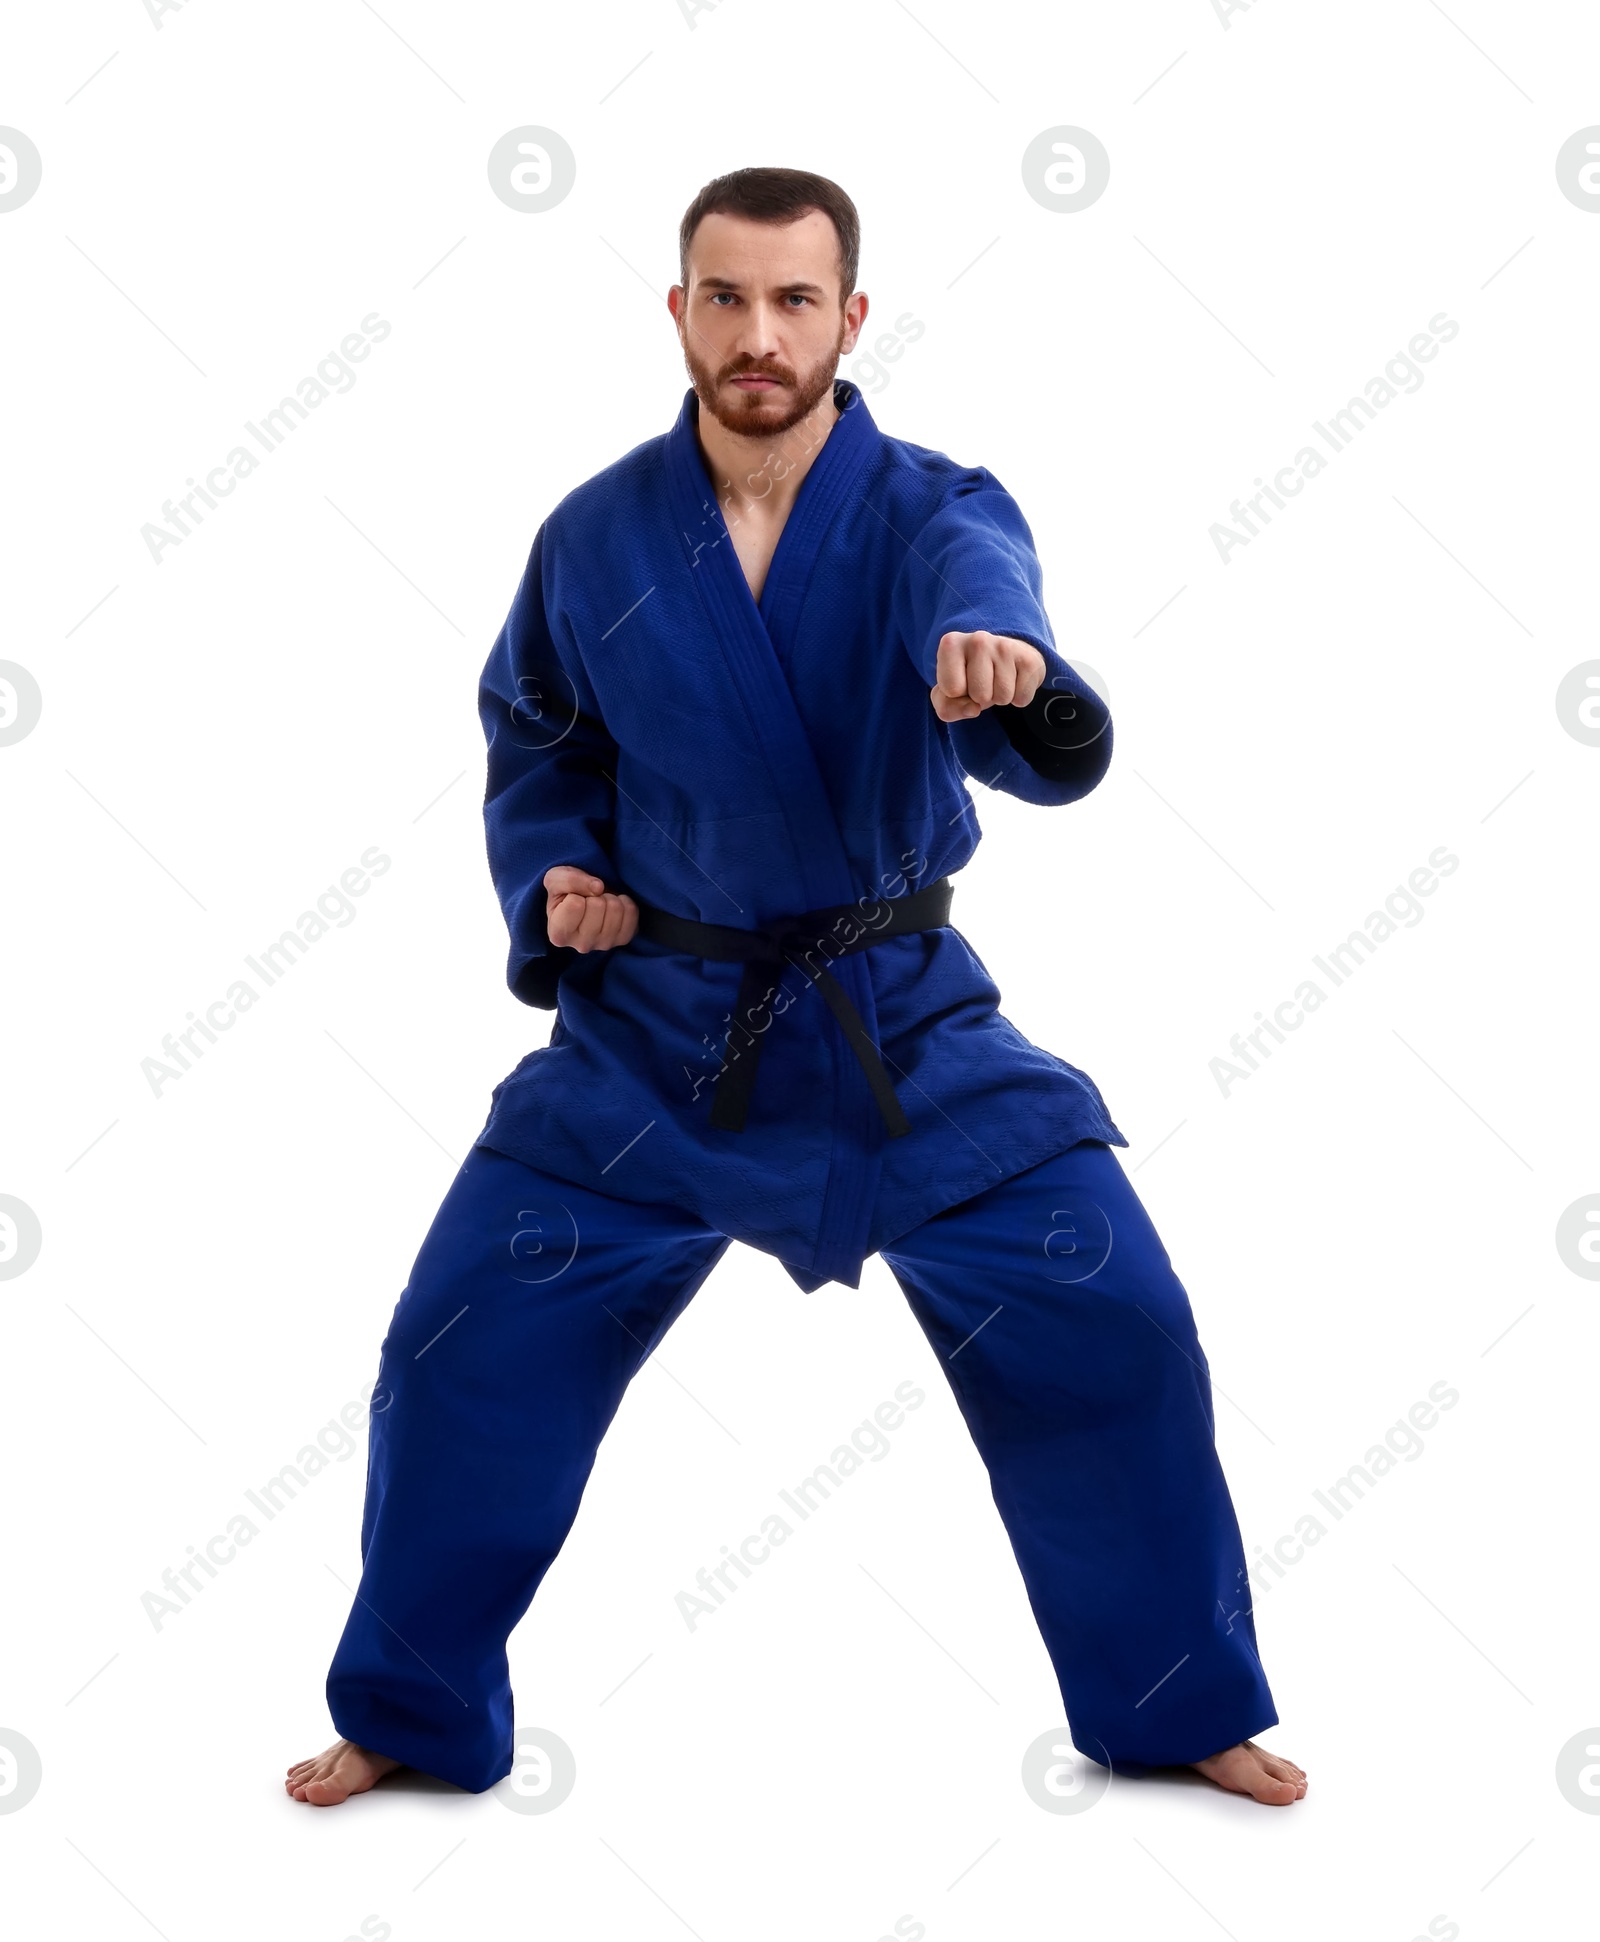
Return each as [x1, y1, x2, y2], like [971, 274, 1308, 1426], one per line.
[1078, 1701, 1282, 1777]
[325, 1690, 509, 1796]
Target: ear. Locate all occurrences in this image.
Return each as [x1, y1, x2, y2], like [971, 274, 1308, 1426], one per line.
[840, 290, 869, 357]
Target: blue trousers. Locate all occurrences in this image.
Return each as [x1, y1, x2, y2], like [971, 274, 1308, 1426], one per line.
[326, 1138, 1278, 1791]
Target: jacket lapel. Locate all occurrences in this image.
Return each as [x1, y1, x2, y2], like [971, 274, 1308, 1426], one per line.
[755, 381, 879, 657]
[660, 380, 890, 1276]
[663, 380, 877, 914]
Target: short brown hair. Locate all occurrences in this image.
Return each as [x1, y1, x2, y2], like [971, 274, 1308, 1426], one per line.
[678, 167, 860, 305]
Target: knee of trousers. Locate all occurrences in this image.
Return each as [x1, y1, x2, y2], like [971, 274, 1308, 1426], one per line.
[934, 1270, 1213, 1446]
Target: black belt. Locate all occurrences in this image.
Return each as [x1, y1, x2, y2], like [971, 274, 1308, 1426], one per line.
[629, 877, 954, 1137]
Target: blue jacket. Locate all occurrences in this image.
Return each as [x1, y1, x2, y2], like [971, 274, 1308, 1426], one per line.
[474, 380, 1125, 1289]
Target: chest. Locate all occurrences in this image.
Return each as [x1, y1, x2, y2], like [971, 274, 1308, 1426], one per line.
[724, 499, 789, 605]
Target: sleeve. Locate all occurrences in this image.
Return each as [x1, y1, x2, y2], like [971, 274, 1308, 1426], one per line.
[479, 522, 622, 1009]
[890, 471, 1113, 807]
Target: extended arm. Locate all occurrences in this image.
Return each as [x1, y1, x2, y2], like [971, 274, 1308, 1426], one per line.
[892, 474, 1112, 806]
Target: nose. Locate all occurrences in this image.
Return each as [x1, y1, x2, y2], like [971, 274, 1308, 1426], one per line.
[729, 298, 788, 361]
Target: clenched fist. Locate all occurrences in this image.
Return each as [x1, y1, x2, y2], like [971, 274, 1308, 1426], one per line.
[931, 630, 1047, 723]
[544, 866, 639, 952]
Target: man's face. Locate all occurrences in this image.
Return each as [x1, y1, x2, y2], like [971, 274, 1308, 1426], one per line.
[670, 209, 865, 439]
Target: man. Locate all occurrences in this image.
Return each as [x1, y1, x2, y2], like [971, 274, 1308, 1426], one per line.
[288, 167, 1305, 1809]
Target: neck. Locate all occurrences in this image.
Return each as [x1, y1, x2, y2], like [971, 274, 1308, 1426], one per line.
[693, 382, 842, 525]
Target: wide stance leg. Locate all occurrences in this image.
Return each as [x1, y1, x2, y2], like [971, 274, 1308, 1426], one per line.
[880, 1139, 1277, 1771]
[326, 1142, 729, 1792]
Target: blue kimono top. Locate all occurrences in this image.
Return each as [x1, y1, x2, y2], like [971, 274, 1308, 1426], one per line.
[474, 379, 1126, 1291]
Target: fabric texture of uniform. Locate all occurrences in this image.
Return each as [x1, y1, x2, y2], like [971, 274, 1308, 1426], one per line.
[325, 1138, 1278, 1793]
[473, 378, 1124, 1291]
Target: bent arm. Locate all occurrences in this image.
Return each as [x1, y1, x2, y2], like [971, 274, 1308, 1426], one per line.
[479, 524, 622, 1007]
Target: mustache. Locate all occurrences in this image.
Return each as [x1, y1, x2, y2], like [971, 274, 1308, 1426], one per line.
[719, 358, 795, 386]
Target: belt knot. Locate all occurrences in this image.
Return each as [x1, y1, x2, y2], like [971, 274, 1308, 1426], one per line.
[627, 877, 954, 1137]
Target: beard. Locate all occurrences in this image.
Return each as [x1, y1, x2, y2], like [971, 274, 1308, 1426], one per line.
[681, 314, 847, 440]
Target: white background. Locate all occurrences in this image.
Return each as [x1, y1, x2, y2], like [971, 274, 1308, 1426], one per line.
[3, 0, 1597, 1936]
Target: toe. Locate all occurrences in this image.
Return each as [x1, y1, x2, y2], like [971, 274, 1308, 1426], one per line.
[289, 1763, 335, 1802]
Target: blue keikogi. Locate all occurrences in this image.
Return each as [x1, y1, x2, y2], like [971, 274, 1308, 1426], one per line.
[473, 378, 1125, 1290]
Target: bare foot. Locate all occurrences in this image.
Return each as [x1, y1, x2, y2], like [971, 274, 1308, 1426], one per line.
[1189, 1738, 1307, 1805]
[285, 1738, 403, 1806]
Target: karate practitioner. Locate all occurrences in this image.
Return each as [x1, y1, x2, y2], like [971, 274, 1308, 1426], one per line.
[289, 168, 1305, 1809]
